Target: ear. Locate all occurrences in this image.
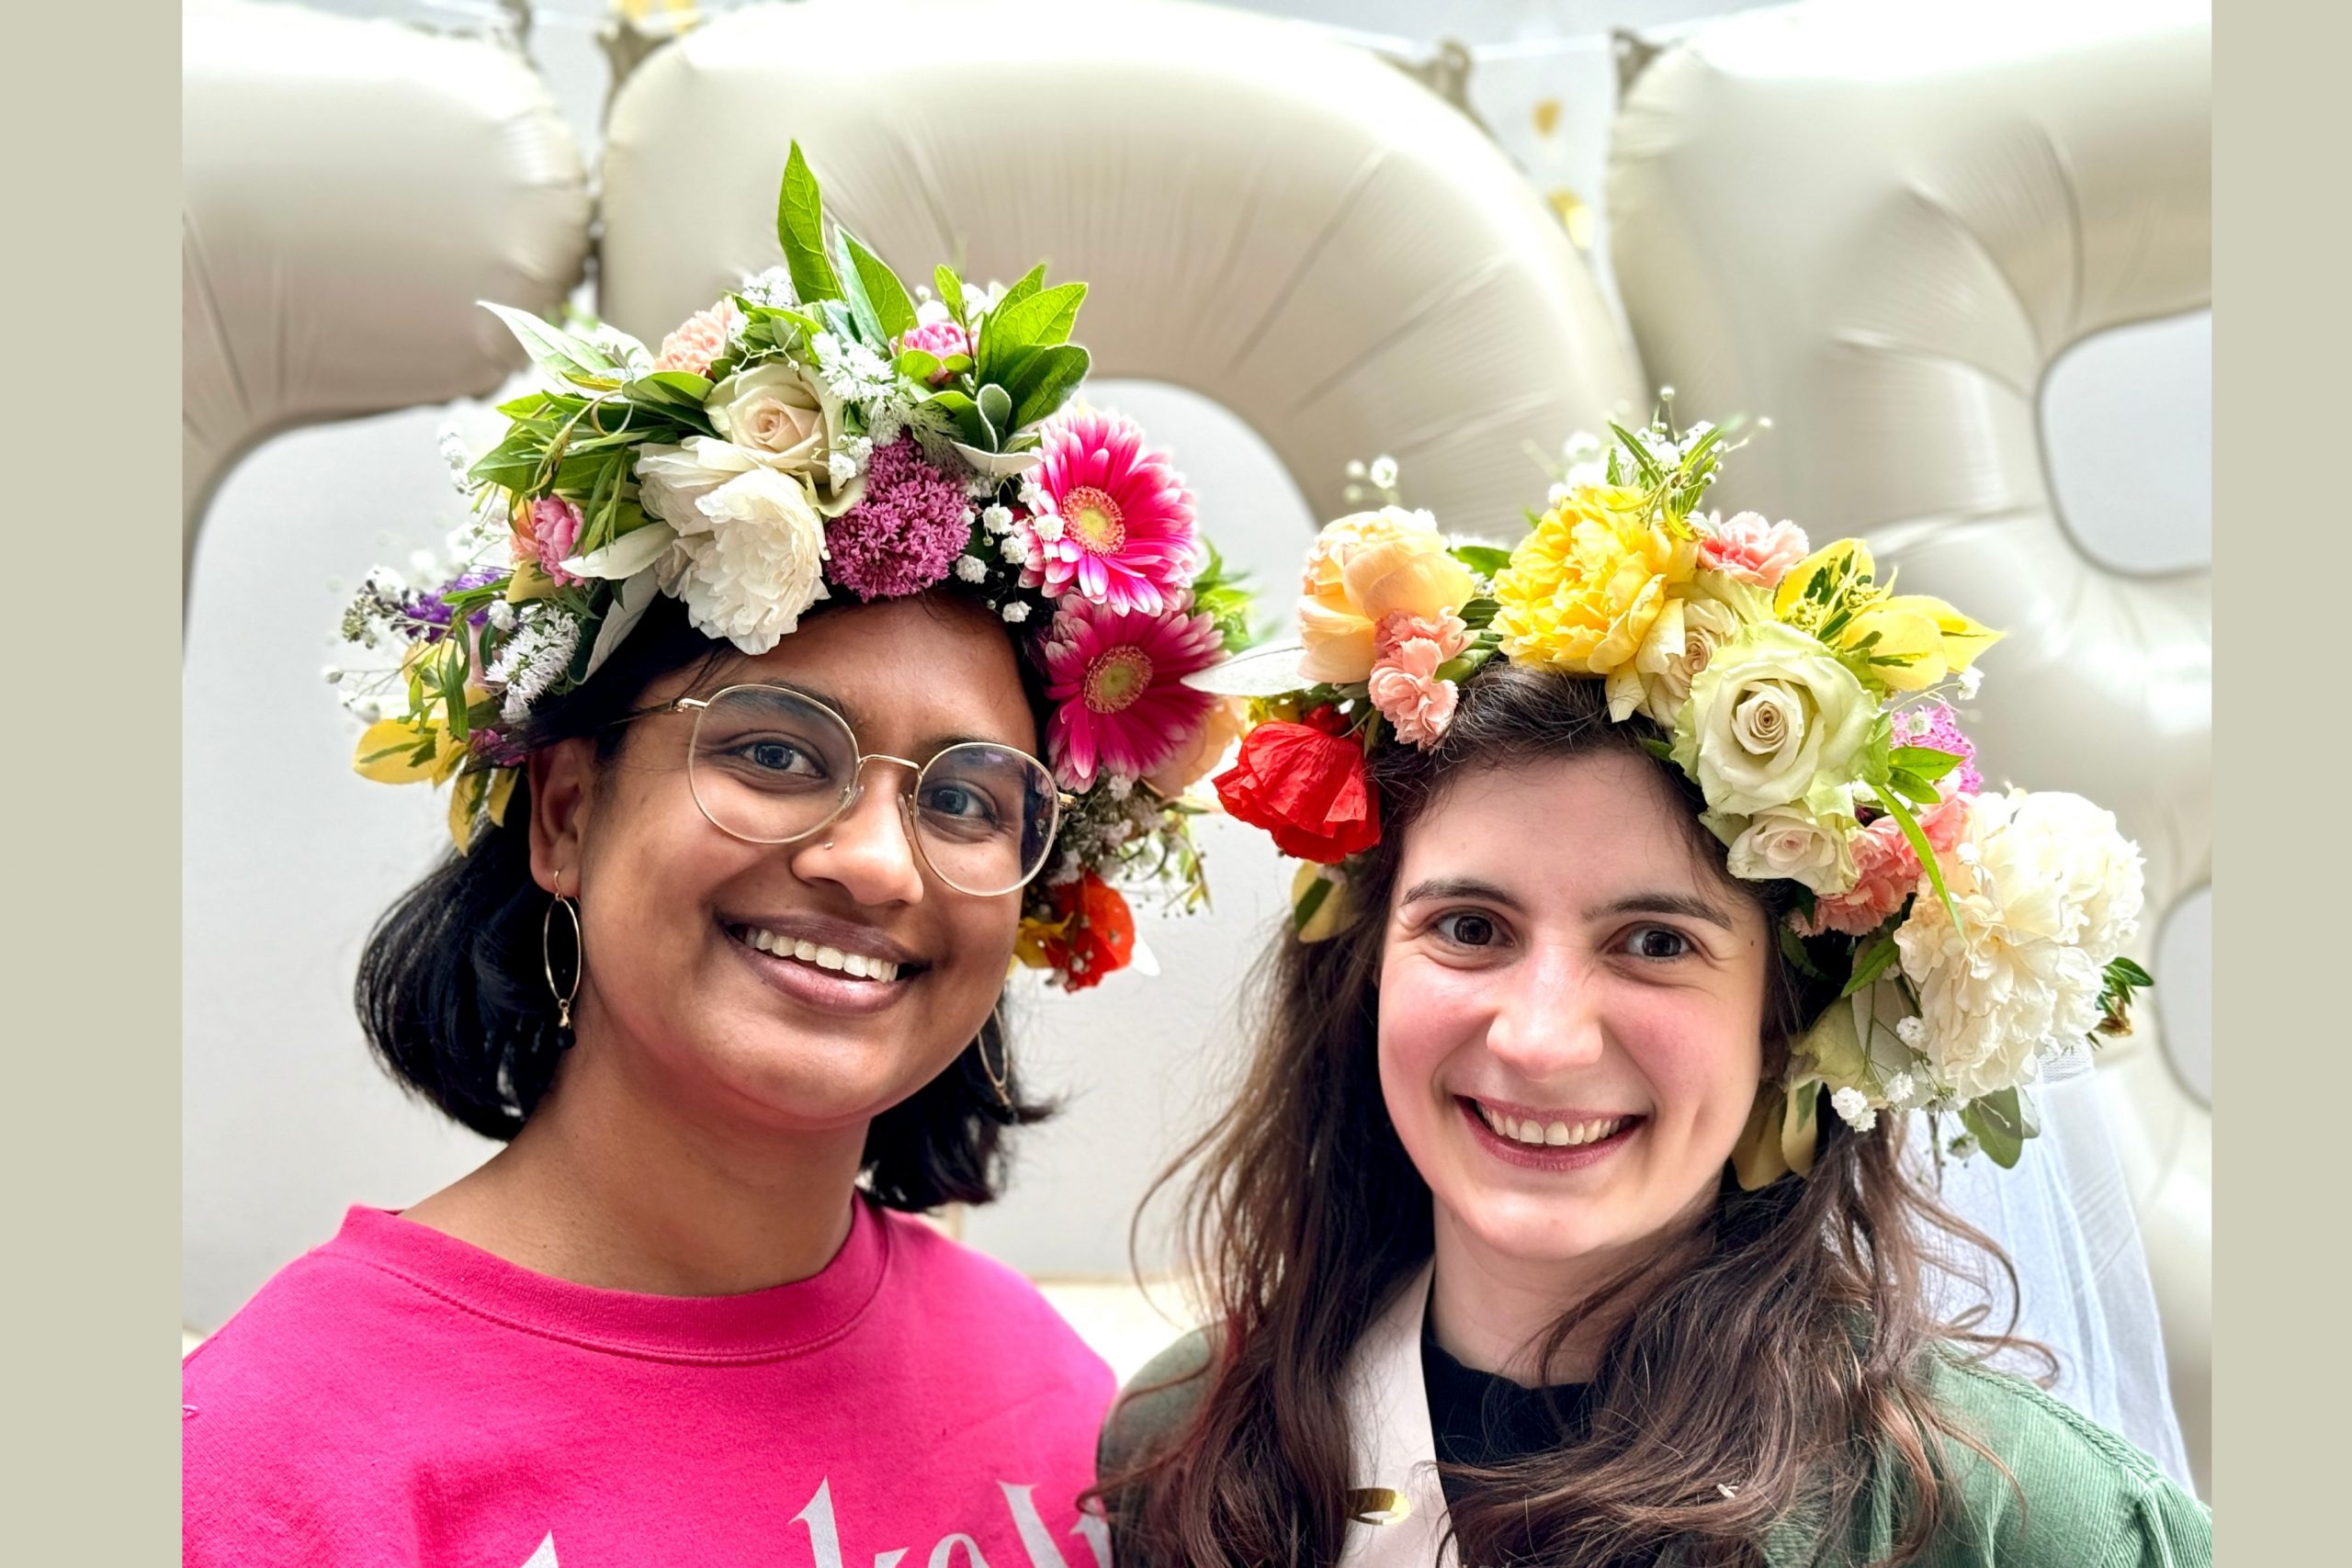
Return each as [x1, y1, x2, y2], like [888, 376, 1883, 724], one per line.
[526, 736, 597, 896]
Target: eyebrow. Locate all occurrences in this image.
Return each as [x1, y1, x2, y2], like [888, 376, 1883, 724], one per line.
[1398, 877, 1737, 932]
[713, 678, 1025, 757]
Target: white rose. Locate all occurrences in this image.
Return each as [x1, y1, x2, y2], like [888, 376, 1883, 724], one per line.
[635, 437, 763, 532]
[1893, 789, 2131, 1104]
[1672, 622, 1877, 817]
[1608, 578, 1766, 727]
[656, 466, 830, 655]
[704, 363, 859, 511]
[1709, 805, 1860, 895]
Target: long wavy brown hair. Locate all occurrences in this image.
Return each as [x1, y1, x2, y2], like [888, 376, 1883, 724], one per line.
[1102, 664, 2040, 1567]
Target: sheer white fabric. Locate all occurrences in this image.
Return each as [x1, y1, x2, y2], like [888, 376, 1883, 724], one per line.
[1910, 1053, 2193, 1487]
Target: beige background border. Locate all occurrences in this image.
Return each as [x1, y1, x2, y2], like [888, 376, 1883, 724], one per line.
[0, 0, 2293, 1555]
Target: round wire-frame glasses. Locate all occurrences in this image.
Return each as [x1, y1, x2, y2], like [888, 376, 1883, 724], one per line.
[614, 683, 1070, 897]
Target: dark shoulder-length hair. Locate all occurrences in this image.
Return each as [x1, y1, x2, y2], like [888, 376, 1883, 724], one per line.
[1104, 663, 2038, 1567]
[354, 592, 1050, 1212]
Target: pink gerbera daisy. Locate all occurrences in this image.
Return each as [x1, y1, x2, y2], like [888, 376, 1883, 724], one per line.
[1038, 598, 1225, 791]
[1025, 408, 1204, 615]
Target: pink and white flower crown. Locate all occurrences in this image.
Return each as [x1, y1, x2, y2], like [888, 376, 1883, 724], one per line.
[1192, 419, 2152, 1178]
[334, 145, 1256, 990]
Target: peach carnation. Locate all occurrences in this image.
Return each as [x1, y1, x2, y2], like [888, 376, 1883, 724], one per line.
[1797, 795, 1970, 937]
[653, 299, 742, 378]
[1699, 512, 1810, 588]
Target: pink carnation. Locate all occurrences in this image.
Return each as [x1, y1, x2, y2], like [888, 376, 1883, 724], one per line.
[896, 320, 971, 381]
[524, 496, 584, 586]
[1893, 701, 1983, 796]
[652, 299, 742, 378]
[1368, 639, 1459, 748]
[1374, 608, 1469, 664]
[1797, 795, 1971, 937]
[1699, 512, 1809, 587]
[824, 435, 972, 601]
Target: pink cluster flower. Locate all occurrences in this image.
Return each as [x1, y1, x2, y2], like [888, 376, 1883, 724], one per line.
[1023, 409, 1204, 615]
[1038, 598, 1224, 791]
[1797, 795, 1971, 937]
[896, 319, 971, 381]
[1698, 511, 1809, 587]
[523, 496, 584, 586]
[652, 299, 742, 378]
[1893, 700, 1983, 796]
[824, 435, 972, 601]
[1367, 608, 1470, 747]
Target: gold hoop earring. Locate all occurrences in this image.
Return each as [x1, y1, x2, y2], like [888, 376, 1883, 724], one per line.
[544, 869, 582, 1031]
[978, 1023, 1012, 1109]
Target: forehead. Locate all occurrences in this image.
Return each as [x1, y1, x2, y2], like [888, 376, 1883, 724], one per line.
[1397, 752, 1718, 897]
[682, 597, 1035, 751]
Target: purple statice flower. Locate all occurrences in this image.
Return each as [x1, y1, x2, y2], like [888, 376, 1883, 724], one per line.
[469, 728, 529, 767]
[823, 435, 972, 601]
[402, 568, 503, 642]
[1894, 700, 1982, 796]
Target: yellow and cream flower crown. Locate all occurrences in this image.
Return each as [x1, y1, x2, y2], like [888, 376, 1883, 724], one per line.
[1193, 418, 2151, 1178]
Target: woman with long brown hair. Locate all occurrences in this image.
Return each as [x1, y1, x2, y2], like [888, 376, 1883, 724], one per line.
[1100, 427, 2209, 1566]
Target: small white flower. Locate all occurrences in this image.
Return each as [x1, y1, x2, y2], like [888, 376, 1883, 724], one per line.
[981, 503, 1013, 536]
[1018, 481, 1056, 514]
[1106, 776, 1135, 801]
[1032, 513, 1065, 544]
[1830, 1086, 1878, 1133]
[954, 555, 988, 583]
[1895, 1016, 1928, 1051]
[1884, 1070, 1917, 1104]
[1001, 601, 1032, 624]
[1958, 666, 1985, 700]
[827, 450, 860, 488]
[1344, 458, 1366, 479]
[999, 534, 1030, 563]
[1367, 455, 1399, 491]
[409, 549, 439, 576]
[738, 265, 797, 307]
[487, 602, 518, 633]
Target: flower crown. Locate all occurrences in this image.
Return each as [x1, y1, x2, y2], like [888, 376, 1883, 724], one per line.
[1195, 418, 2152, 1179]
[334, 145, 1254, 990]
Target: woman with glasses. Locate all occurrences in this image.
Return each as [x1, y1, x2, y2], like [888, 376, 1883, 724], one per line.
[183, 152, 1243, 1567]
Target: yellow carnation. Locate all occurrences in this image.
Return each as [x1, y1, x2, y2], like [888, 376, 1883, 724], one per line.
[1492, 486, 1700, 676]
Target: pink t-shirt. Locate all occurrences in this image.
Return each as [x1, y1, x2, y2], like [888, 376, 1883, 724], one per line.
[182, 1198, 1114, 1567]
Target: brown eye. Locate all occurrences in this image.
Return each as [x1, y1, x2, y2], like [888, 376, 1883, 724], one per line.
[1624, 926, 1690, 961]
[1435, 911, 1500, 948]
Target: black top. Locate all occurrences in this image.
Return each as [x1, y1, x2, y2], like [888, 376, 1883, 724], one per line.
[1419, 1314, 1597, 1506]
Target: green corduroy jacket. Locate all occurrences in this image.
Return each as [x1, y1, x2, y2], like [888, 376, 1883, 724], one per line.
[1098, 1322, 2211, 1568]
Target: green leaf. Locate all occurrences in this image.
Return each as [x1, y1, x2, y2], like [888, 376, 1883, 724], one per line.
[1009, 344, 1090, 430]
[481, 302, 621, 382]
[775, 142, 842, 303]
[924, 389, 989, 447]
[1839, 933, 1900, 998]
[976, 382, 1013, 445]
[1450, 544, 1514, 578]
[1779, 927, 1826, 981]
[1885, 770, 1941, 808]
[1959, 1088, 2038, 1169]
[994, 263, 1048, 313]
[840, 231, 918, 343]
[830, 232, 889, 348]
[896, 348, 944, 383]
[1889, 744, 1962, 783]
[1609, 421, 1664, 485]
[1871, 782, 1963, 934]
[1636, 736, 1676, 761]
[1292, 874, 1335, 934]
[934, 265, 966, 324]
[2109, 956, 2154, 987]
[939, 353, 973, 375]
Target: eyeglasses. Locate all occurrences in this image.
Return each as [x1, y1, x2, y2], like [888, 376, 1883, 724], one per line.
[616, 683, 1069, 897]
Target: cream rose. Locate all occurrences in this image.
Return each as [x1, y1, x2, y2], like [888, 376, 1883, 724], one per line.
[703, 363, 858, 512]
[655, 466, 830, 654]
[1672, 623, 1877, 817]
[1606, 577, 1766, 727]
[1707, 804, 1860, 895]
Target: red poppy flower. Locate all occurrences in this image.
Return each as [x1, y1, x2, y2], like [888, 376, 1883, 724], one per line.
[1213, 716, 1380, 863]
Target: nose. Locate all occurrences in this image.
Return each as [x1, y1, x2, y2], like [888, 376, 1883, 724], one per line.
[1483, 947, 1608, 1080]
[786, 760, 927, 908]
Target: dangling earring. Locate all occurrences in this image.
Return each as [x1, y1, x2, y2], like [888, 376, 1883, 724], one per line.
[544, 868, 582, 1031]
[977, 1021, 1012, 1109]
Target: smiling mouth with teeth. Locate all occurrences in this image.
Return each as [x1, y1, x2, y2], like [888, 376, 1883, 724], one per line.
[1471, 1101, 1635, 1149]
[731, 924, 910, 984]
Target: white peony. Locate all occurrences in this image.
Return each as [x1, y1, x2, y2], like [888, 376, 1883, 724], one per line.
[655, 466, 831, 655]
[1707, 804, 1860, 895]
[1894, 788, 2145, 1104]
